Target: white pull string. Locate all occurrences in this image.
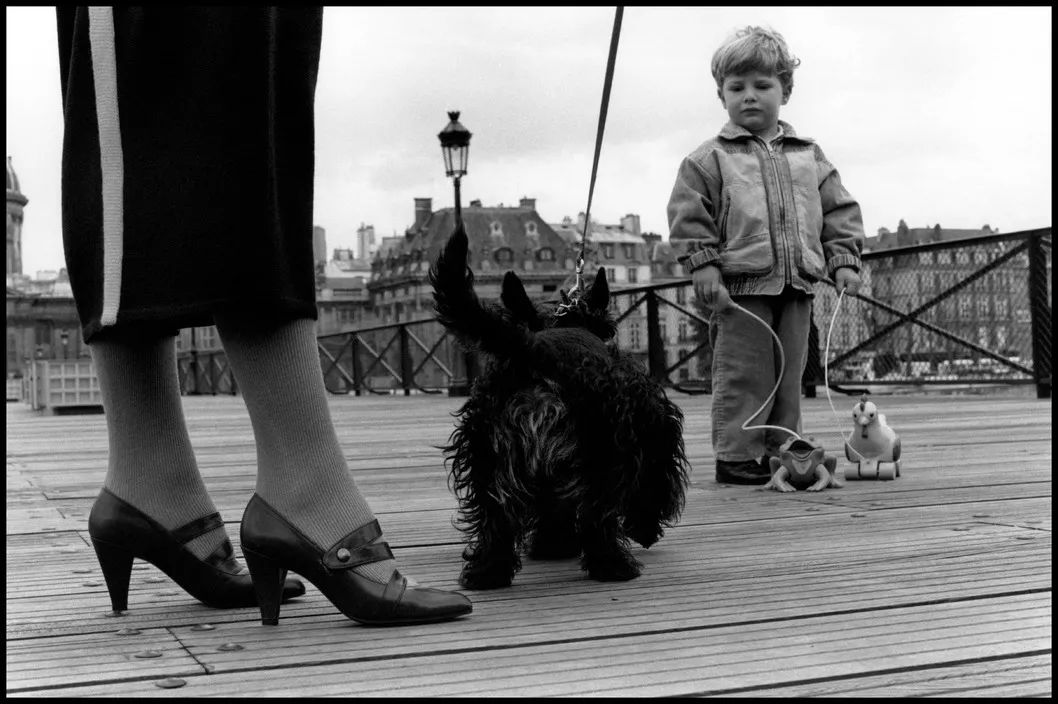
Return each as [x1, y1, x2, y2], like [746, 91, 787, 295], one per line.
[823, 288, 867, 462]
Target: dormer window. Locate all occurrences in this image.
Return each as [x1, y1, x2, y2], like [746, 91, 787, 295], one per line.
[537, 247, 555, 262]
[494, 247, 514, 264]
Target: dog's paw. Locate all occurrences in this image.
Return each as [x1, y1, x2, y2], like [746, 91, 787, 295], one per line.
[584, 552, 642, 582]
[459, 561, 516, 590]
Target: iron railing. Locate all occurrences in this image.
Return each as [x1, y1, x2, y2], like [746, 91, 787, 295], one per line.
[178, 227, 1051, 399]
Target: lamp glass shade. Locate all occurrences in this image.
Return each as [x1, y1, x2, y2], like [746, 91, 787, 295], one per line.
[438, 111, 471, 177]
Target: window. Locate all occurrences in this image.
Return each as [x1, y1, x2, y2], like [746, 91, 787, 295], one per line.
[937, 250, 952, 264]
[606, 268, 616, 282]
[956, 250, 970, 265]
[995, 298, 1008, 317]
[976, 298, 989, 317]
[996, 326, 1008, 349]
[974, 249, 988, 264]
[494, 247, 513, 264]
[958, 297, 972, 320]
[602, 243, 614, 259]
[676, 287, 686, 305]
[629, 322, 641, 350]
[918, 251, 933, 265]
[977, 326, 989, 346]
[537, 247, 554, 262]
[659, 322, 667, 341]
[678, 320, 689, 342]
[623, 243, 636, 259]
[627, 267, 637, 283]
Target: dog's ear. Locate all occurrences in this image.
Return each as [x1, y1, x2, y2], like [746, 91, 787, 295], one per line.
[587, 267, 610, 311]
[501, 270, 542, 328]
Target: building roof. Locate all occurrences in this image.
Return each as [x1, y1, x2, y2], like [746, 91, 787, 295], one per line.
[373, 204, 574, 281]
[866, 224, 997, 251]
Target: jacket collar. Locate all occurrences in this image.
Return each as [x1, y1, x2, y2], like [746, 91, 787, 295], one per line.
[718, 119, 813, 143]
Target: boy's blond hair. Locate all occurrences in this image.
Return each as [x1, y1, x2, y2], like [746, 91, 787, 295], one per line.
[711, 26, 801, 99]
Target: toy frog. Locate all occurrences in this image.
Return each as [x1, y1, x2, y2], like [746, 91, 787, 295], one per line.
[764, 435, 843, 492]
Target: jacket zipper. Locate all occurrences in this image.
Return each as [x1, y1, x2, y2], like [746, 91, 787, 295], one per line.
[762, 138, 791, 286]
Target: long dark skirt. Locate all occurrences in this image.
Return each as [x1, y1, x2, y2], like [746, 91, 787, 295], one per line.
[56, 7, 323, 342]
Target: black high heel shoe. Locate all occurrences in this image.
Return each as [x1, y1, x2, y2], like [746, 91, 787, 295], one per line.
[88, 488, 306, 612]
[240, 494, 472, 626]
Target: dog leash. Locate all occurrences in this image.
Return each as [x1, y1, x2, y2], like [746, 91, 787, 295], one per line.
[560, 6, 623, 313]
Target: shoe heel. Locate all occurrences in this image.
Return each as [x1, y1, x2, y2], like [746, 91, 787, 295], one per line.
[242, 548, 287, 625]
[90, 537, 133, 613]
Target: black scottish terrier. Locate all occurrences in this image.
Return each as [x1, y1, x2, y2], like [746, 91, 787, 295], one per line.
[429, 225, 690, 589]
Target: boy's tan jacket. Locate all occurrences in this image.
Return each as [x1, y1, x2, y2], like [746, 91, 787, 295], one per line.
[667, 120, 864, 297]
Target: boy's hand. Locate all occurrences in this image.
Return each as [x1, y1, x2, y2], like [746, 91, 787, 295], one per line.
[834, 267, 862, 296]
[692, 264, 731, 310]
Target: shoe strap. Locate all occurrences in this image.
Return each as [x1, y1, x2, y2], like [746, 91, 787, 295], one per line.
[322, 519, 395, 570]
[170, 512, 226, 545]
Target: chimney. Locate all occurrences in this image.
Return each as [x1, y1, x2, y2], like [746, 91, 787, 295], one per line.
[411, 197, 432, 237]
[519, 196, 536, 210]
[469, 199, 482, 207]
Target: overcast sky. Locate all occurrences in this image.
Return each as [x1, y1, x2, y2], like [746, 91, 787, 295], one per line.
[6, 5, 1052, 275]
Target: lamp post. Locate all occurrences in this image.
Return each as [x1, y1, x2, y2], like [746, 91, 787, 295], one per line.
[438, 111, 475, 397]
[438, 111, 472, 229]
[60, 331, 69, 360]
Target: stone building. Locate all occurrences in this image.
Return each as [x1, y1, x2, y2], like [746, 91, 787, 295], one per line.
[6, 158, 86, 377]
[367, 196, 575, 326]
[862, 220, 1044, 373]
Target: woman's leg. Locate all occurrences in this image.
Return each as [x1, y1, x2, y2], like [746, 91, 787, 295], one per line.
[91, 333, 231, 560]
[213, 315, 398, 585]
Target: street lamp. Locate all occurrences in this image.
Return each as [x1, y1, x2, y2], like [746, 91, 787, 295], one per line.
[438, 111, 472, 228]
[60, 331, 69, 360]
[438, 111, 475, 398]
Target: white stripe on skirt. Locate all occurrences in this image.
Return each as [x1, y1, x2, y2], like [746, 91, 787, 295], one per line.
[87, 7, 124, 327]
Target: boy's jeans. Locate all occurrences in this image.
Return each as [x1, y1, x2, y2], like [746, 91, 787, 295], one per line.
[709, 290, 812, 462]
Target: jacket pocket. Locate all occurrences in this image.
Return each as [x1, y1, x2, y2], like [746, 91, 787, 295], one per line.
[719, 184, 774, 275]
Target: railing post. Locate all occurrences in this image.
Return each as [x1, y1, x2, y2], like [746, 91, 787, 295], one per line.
[1027, 232, 1052, 399]
[399, 325, 413, 396]
[645, 290, 667, 384]
[351, 336, 364, 397]
[208, 352, 217, 396]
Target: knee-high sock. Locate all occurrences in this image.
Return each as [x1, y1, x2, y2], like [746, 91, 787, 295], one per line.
[91, 335, 230, 561]
[214, 316, 397, 585]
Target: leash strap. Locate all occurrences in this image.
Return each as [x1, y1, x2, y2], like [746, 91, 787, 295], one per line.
[572, 6, 623, 298]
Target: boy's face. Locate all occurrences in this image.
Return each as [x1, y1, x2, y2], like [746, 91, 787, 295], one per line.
[719, 70, 786, 137]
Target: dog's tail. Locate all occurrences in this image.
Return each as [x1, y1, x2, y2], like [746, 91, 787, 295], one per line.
[429, 224, 532, 357]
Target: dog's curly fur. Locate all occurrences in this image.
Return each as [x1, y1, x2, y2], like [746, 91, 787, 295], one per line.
[429, 225, 690, 588]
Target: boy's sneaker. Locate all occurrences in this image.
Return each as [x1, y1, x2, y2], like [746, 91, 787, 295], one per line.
[716, 458, 772, 485]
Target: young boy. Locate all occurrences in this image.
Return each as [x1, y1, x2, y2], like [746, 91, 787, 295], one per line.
[667, 26, 865, 485]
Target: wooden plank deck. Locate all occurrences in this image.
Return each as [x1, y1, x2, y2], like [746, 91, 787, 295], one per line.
[5, 390, 1052, 697]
